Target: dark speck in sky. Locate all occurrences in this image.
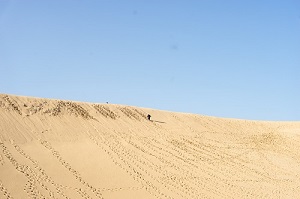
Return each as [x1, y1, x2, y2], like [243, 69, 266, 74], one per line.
[170, 44, 178, 50]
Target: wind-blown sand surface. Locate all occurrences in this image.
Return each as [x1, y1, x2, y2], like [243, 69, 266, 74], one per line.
[1, 94, 300, 199]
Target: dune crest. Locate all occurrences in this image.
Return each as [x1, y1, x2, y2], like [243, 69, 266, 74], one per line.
[1, 93, 300, 199]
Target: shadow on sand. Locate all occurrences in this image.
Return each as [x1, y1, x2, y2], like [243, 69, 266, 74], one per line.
[152, 120, 165, 124]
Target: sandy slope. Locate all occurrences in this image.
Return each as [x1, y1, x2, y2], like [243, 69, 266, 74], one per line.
[0, 94, 300, 199]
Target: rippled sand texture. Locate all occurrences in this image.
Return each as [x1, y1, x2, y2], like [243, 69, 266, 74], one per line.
[1, 94, 300, 199]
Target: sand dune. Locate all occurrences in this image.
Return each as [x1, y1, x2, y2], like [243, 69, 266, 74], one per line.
[1, 93, 300, 199]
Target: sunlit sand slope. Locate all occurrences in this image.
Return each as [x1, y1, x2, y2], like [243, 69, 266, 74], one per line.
[1, 94, 300, 199]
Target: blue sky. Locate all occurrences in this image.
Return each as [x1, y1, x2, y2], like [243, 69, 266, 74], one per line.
[1, 0, 299, 121]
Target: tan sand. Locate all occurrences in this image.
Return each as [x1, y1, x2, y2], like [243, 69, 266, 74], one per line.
[0, 93, 300, 199]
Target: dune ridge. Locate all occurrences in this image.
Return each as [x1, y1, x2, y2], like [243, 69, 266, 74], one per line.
[1, 93, 300, 199]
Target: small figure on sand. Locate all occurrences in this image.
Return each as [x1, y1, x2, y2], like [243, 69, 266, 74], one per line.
[147, 114, 151, 121]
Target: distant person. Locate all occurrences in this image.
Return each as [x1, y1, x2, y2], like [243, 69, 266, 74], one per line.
[147, 114, 151, 121]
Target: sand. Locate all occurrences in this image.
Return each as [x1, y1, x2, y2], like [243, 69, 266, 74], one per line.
[0, 93, 300, 199]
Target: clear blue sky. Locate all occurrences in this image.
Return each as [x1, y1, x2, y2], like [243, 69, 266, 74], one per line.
[1, 0, 299, 121]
